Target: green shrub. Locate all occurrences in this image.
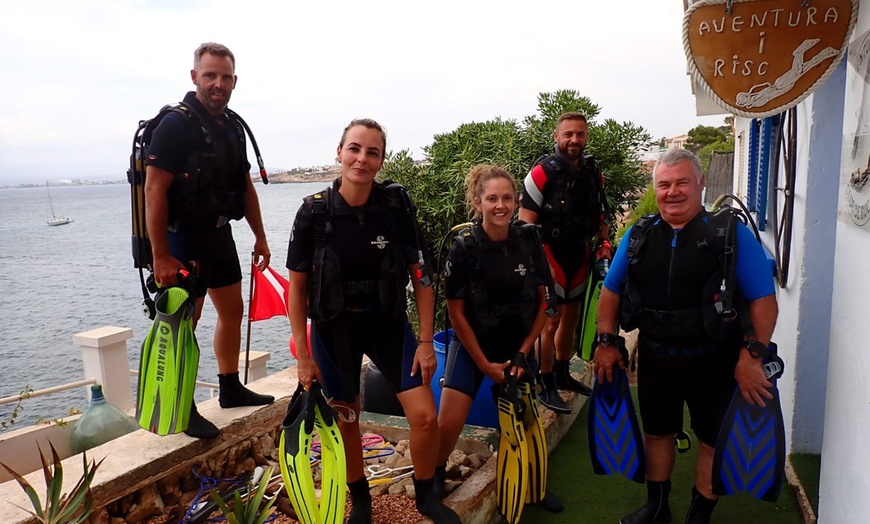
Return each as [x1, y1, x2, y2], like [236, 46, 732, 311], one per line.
[617, 183, 658, 242]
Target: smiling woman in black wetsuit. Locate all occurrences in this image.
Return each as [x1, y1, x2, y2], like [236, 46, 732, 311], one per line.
[434, 165, 561, 511]
[285, 118, 459, 524]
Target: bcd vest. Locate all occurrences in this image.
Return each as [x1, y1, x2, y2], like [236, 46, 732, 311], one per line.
[165, 103, 249, 229]
[132, 100, 249, 235]
[535, 154, 606, 242]
[306, 179, 422, 323]
[619, 209, 747, 347]
[452, 221, 552, 338]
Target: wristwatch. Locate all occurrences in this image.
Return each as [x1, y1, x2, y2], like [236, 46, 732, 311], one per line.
[596, 333, 617, 347]
[742, 339, 769, 359]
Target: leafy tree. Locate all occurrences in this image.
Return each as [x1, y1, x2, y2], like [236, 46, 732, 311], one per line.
[381, 119, 528, 247]
[698, 135, 736, 172]
[617, 183, 658, 241]
[686, 125, 728, 153]
[381, 90, 652, 329]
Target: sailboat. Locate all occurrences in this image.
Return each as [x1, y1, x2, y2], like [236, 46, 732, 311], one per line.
[46, 182, 72, 226]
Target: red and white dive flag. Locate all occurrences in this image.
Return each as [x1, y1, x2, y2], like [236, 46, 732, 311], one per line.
[250, 265, 290, 322]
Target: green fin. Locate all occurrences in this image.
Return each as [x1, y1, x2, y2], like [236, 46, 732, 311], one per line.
[136, 287, 199, 435]
[279, 383, 348, 524]
[279, 384, 319, 524]
[311, 384, 346, 524]
[519, 381, 547, 505]
[576, 271, 603, 361]
[496, 378, 529, 524]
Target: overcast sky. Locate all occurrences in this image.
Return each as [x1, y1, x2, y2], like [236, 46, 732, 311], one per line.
[0, 0, 727, 185]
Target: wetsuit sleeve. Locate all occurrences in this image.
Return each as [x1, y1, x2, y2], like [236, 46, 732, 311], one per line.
[145, 112, 191, 174]
[520, 164, 549, 214]
[602, 227, 632, 293]
[286, 202, 314, 272]
[444, 238, 469, 300]
[735, 223, 776, 301]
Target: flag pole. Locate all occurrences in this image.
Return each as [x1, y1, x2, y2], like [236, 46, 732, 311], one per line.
[244, 251, 255, 384]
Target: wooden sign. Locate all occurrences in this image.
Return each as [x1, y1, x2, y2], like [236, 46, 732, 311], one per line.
[684, 0, 858, 118]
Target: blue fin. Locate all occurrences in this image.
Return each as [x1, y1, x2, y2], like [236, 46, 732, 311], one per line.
[587, 366, 646, 484]
[712, 354, 786, 502]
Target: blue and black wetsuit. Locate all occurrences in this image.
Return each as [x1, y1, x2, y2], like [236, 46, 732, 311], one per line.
[603, 211, 775, 445]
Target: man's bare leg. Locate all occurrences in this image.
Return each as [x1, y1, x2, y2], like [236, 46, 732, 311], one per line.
[209, 283, 274, 408]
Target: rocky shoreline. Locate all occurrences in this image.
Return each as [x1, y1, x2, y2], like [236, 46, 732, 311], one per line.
[266, 171, 337, 184]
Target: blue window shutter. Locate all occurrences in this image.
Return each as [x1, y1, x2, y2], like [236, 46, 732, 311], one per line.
[747, 120, 760, 211]
[756, 116, 778, 231]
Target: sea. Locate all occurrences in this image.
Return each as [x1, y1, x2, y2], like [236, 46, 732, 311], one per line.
[0, 181, 330, 429]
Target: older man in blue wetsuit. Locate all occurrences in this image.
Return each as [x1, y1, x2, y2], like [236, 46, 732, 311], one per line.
[593, 148, 778, 524]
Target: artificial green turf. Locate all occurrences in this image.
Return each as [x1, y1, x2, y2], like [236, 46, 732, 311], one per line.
[789, 453, 821, 517]
[520, 398, 805, 523]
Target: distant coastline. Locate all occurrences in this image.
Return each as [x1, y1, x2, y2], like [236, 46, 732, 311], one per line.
[267, 169, 337, 184]
[0, 170, 338, 190]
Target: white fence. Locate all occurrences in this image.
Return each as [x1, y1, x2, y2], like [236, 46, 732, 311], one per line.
[0, 326, 271, 483]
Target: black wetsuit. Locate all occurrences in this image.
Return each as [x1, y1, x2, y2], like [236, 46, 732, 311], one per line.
[286, 180, 426, 403]
[145, 91, 250, 297]
[442, 222, 547, 397]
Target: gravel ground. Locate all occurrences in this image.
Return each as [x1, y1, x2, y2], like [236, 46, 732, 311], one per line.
[142, 491, 425, 524]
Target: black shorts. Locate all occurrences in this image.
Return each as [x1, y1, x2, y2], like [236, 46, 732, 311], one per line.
[636, 339, 738, 446]
[310, 310, 422, 403]
[442, 335, 538, 399]
[168, 223, 243, 298]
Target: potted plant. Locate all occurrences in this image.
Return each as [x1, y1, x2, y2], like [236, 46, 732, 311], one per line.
[0, 443, 102, 524]
[211, 465, 277, 524]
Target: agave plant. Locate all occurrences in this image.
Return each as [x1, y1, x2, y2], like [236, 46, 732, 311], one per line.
[211, 465, 277, 524]
[0, 442, 102, 524]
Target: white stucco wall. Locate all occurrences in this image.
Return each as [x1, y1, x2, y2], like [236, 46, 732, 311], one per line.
[696, 0, 867, 519]
[820, 3, 870, 521]
[730, 68, 842, 456]
[822, 225, 870, 522]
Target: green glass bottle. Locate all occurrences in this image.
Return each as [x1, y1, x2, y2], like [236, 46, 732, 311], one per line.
[70, 385, 137, 454]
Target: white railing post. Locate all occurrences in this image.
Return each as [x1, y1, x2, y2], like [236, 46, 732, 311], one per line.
[240, 350, 271, 383]
[73, 326, 135, 412]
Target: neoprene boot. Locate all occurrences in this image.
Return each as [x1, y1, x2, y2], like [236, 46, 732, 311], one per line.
[554, 359, 592, 396]
[433, 462, 447, 499]
[218, 372, 275, 408]
[414, 476, 461, 524]
[538, 490, 565, 513]
[347, 477, 372, 524]
[684, 486, 718, 524]
[539, 372, 571, 414]
[619, 479, 672, 524]
[184, 403, 220, 439]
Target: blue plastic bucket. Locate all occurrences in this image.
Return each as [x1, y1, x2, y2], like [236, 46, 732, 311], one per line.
[433, 330, 499, 429]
